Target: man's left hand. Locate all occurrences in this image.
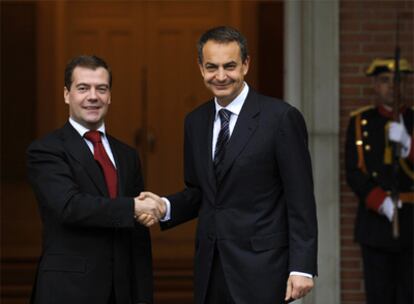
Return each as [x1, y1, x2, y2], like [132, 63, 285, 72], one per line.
[285, 275, 314, 301]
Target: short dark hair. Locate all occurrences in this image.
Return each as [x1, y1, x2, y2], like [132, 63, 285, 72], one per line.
[64, 55, 112, 90]
[197, 26, 248, 64]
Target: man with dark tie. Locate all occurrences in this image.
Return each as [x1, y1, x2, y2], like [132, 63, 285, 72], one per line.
[27, 55, 165, 304]
[138, 26, 318, 304]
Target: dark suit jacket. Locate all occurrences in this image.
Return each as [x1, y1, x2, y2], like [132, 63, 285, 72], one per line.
[162, 89, 318, 304]
[27, 122, 153, 304]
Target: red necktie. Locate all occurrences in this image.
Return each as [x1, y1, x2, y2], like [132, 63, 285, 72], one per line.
[84, 131, 118, 198]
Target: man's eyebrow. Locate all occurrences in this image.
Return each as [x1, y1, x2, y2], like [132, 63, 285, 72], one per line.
[223, 61, 237, 67]
[205, 62, 218, 67]
[75, 83, 109, 88]
[205, 61, 237, 67]
[75, 83, 90, 87]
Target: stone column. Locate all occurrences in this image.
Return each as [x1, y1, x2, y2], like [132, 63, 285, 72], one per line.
[284, 1, 340, 303]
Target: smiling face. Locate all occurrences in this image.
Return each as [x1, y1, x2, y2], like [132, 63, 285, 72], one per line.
[199, 40, 249, 107]
[64, 66, 111, 130]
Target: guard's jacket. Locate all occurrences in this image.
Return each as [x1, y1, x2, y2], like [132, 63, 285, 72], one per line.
[345, 104, 414, 250]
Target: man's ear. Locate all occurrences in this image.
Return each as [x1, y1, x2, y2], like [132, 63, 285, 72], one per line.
[242, 56, 250, 76]
[199, 63, 205, 78]
[64, 87, 70, 104]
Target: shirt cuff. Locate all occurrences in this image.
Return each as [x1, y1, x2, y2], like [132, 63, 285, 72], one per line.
[289, 271, 313, 278]
[160, 197, 171, 222]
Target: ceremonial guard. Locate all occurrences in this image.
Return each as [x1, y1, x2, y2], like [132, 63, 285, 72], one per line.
[345, 58, 413, 304]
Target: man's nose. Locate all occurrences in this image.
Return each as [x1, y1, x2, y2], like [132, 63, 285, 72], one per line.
[88, 88, 98, 100]
[216, 68, 227, 81]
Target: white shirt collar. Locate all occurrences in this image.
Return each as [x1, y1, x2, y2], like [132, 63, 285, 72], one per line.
[69, 117, 106, 138]
[214, 82, 249, 121]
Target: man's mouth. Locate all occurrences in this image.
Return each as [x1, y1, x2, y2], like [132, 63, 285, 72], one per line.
[83, 106, 101, 110]
[213, 83, 232, 89]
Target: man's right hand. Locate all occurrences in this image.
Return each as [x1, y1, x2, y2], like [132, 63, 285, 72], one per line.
[134, 192, 166, 227]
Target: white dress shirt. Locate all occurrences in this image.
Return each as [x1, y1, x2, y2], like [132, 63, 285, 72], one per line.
[69, 117, 116, 168]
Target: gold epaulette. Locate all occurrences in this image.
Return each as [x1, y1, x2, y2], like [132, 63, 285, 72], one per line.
[350, 105, 375, 117]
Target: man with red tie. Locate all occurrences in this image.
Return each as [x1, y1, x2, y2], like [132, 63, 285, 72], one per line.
[27, 55, 164, 304]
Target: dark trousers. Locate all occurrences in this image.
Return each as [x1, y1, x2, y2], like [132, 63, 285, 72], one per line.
[205, 248, 235, 304]
[108, 288, 116, 304]
[361, 245, 413, 304]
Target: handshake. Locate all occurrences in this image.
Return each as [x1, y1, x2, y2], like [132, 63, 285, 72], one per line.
[134, 192, 166, 227]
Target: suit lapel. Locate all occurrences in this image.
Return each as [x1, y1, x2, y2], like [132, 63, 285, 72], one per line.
[61, 122, 109, 197]
[199, 101, 217, 193]
[217, 90, 260, 185]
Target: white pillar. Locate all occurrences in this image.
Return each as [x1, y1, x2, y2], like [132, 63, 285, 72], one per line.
[284, 1, 340, 304]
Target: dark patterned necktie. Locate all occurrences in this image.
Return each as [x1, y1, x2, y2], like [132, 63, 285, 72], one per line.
[214, 109, 232, 179]
[84, 131, 118, 198]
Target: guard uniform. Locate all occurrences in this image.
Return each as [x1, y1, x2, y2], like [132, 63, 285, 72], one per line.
[345, 58, 414, 304]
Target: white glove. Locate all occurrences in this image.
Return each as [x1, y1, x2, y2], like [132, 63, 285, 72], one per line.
[388, 122, 411, 157]
[379, 196, 402, 222]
